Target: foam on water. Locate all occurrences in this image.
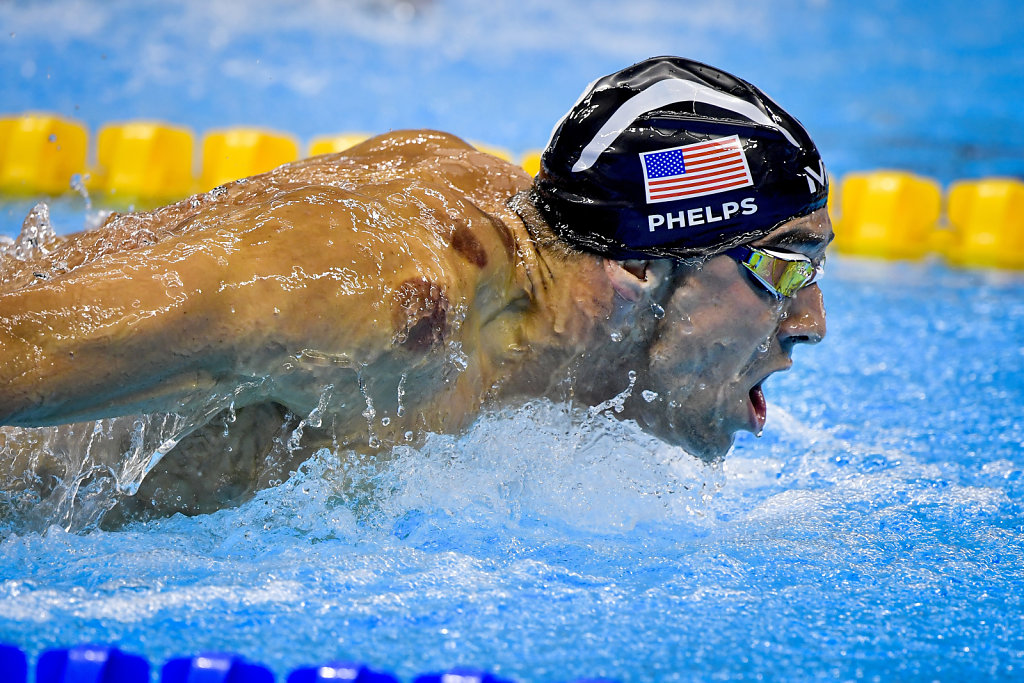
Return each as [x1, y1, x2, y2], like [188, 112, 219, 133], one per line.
[2, 327, 1023, 681]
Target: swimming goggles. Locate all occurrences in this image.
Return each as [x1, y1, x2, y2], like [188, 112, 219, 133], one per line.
[724, 245, 824, 299]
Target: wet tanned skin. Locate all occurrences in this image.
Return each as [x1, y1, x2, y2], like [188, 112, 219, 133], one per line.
[0, 131, 613, 518]
[0, 130, 830, 518]
[0, 131, 543, 429]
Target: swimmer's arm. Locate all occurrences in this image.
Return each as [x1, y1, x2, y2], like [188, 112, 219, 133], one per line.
[0, 180, 489, 429]
[0, 192, 417, 428]
[0, 241, 248, 427]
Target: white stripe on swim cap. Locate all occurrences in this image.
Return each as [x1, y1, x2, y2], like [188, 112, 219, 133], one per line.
[570, 79, 800, 173]
[545, 76, 601, 152]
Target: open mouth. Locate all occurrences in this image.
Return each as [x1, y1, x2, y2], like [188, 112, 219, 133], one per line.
[748, 382, 767, 435]
[746, 361, 791, 437]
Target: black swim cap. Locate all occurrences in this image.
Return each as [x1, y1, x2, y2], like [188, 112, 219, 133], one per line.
[531, 56, 828, 260]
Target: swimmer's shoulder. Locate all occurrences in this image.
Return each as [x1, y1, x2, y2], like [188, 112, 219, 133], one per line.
[343, 129, 490, 162]
[294, 129, 531, 199]
[297, 130, 534, 280]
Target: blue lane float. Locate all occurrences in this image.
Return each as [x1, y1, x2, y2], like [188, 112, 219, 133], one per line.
[162, 653, 274, 683]
[0, 644, 616, 683]
[1, 643, 28, 683]
[287, 662, 399, 683]
[413, 670, 514, 683]
[33, 645, 148, 683]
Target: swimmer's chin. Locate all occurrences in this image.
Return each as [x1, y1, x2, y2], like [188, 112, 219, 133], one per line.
[678, 436, 734, 464]
[640, 420, 735, 464]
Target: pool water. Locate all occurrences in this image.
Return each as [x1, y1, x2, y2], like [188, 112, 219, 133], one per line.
[1, 256, 1021, 681]
[2, 0, 1024, 680]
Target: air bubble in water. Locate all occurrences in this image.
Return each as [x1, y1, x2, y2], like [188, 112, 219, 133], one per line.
[642, 390, 659, 403]
[650, 303, 665, 319]
[610, 330, 623, 342]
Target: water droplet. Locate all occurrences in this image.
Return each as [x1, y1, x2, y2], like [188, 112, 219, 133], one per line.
[221, 401, 237, 437]
[381, 416, 391, 426]
[70, 173, 92, 209]
[446, 341, 469, 372]
[396, 374, 407, 417]
[675, 313, 694, 334]
[12, 202, 57, 261]
[589, 369, 638, 416]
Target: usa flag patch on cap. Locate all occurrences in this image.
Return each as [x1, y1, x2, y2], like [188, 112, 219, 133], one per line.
[640, 135, 754, 203]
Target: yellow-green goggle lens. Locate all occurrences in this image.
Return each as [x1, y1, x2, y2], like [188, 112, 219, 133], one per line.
[727, 246, 822, 298]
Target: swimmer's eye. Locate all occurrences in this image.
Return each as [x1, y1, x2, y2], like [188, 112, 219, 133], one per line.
[725, 246, 823, 299]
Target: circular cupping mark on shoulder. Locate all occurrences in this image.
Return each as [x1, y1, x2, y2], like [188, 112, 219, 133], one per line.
[392, 278, 449, 352]
[451, 219, 488, 269]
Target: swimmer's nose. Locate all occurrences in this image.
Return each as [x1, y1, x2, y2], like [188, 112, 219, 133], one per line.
[779, 284, 826, 350]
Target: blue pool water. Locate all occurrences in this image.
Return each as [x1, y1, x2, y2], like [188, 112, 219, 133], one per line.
[2, 258, 1023, 681]
[2, 1, 1024, 680]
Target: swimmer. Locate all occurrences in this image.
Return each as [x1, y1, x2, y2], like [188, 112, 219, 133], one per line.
[0, 56, 831, 522]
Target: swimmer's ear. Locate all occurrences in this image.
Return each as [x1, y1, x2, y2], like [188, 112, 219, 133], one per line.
[603, 259, 675, 303]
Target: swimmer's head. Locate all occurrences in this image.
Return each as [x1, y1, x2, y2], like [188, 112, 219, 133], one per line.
[531, 56, 828, 259]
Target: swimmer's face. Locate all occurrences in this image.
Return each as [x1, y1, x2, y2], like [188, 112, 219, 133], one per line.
[628, 208, 832, 460]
